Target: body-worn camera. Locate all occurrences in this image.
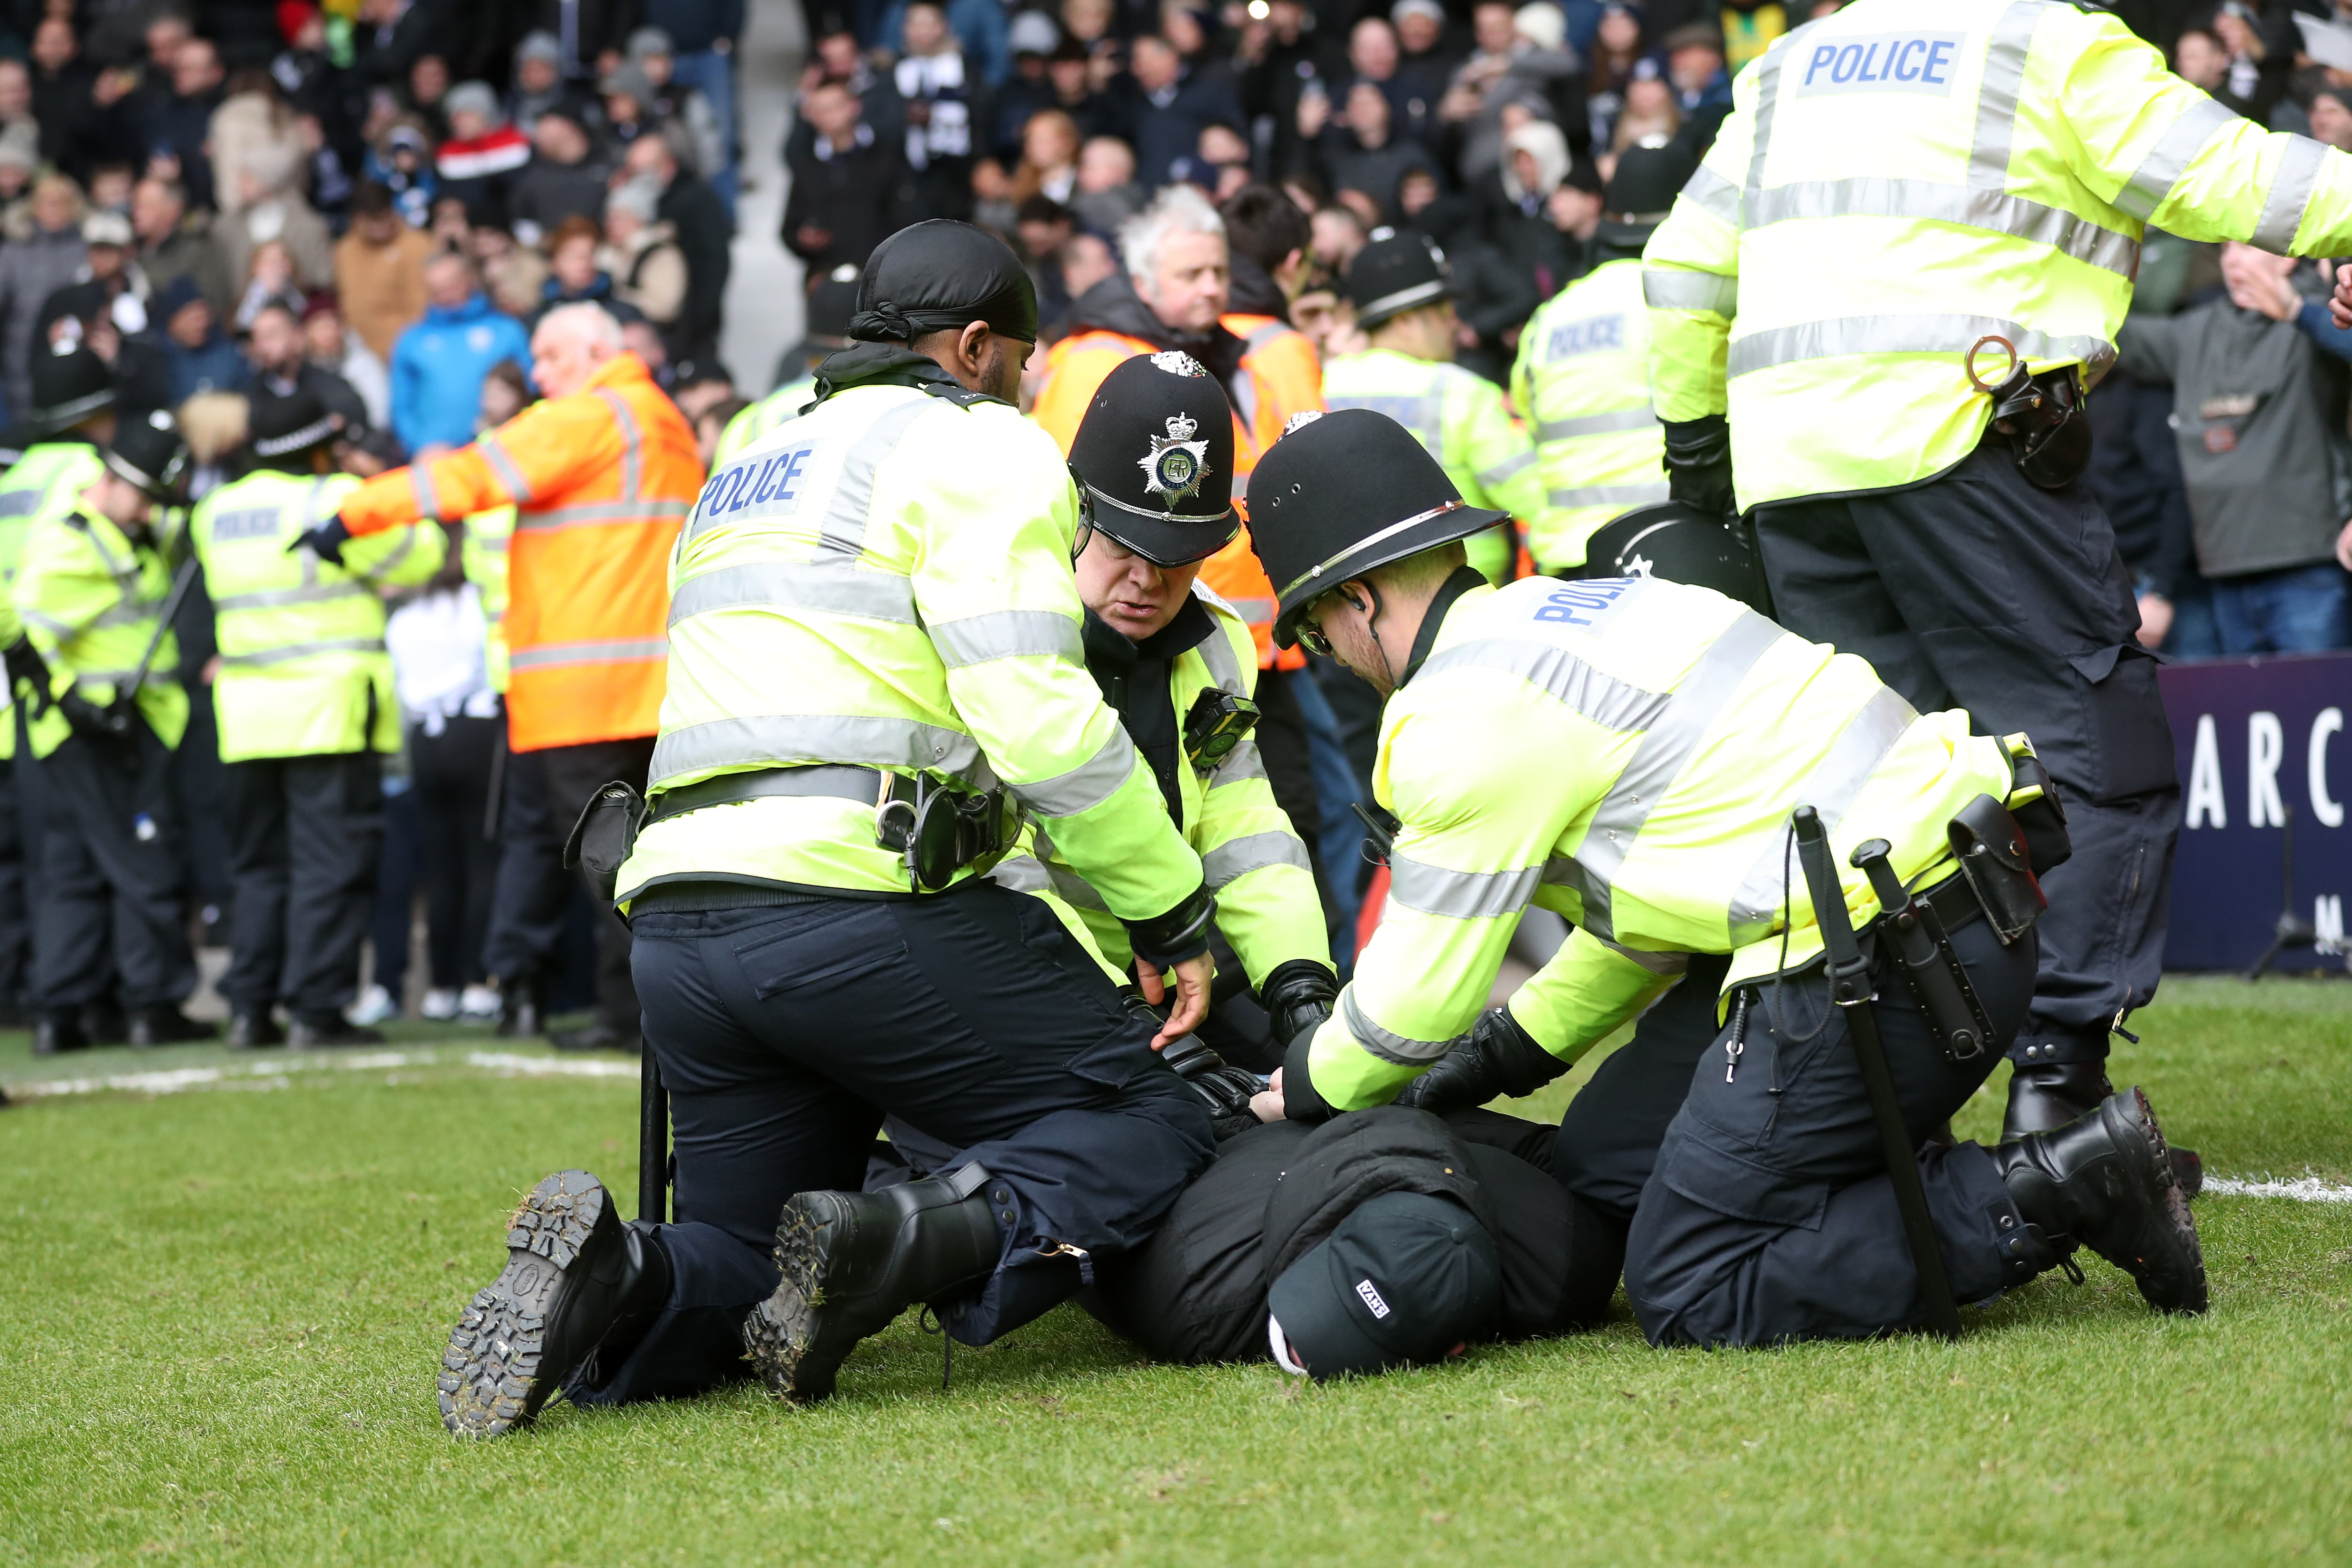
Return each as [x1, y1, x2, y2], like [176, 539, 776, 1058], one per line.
[1183, 689, 1259, 772]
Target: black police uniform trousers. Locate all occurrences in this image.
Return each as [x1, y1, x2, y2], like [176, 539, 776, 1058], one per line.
[1755, 445, 2180, 1068]
[29, 720, 196, 1013]
[0, 748, 29, 1015]
[1603, 916, 2039, 1347]
[222, 752, 384, 1020]
[573, 881, 1216, 1406]
[480, 734, 572, 988]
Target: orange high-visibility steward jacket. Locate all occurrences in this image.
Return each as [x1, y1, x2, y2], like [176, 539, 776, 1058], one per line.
[1032, 315, 1324, 671]
[341, 352, 700, 751]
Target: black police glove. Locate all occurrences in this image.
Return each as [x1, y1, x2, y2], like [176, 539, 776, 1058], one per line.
[56, 690, 134, 743]
[1277, 1027, 1336, 1124]
[1394, 1007, 1566, 1116]
[1257, 958, 1337, 1052]
[2, 636, 49, 704]
[1125, 880, 1215, 969]
[1160, 1035, 1267, 1140]
[289, 515, 352, 566]
[1661, 414, 1737, 518]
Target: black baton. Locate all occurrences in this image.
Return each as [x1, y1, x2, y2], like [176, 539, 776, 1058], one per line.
[638, 1051, 669, 1224]
[1791, 806, 1964, 1339]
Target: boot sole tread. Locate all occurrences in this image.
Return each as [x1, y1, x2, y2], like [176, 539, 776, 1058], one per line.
[439, 1170, 608, 1437]
[745, 1195, 859, 1406]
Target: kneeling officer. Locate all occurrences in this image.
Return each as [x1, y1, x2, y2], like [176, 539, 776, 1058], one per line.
[1244, 410, 2205, 1347]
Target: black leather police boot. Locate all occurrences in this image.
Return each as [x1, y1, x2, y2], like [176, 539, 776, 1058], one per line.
[226, 1011, 283, 1050]
[440, 1169, 672, 1437]
[82, 1001, 127, 1045]
[1994, 1087, 2207, 1315]
[744, 1167, 1003, 1404]
[127, 1008, 218, 1048]
[2004, 1054, 2202, 1199]
[496, 972, 546, 1040]
[549, 1022, 641, 1055]
[32, 1014, 87, 1056]
[286, 1015, 385, 1050]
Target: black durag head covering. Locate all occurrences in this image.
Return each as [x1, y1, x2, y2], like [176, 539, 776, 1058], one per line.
[850, 219, 1040, 346]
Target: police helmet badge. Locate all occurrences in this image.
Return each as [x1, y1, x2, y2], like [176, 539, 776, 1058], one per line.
[1140, 411, 1211, 509]
[1148, 349, 1207, 377]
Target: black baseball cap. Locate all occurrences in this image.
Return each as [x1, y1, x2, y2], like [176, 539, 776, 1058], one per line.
[1266, 1191, 1501, 1379]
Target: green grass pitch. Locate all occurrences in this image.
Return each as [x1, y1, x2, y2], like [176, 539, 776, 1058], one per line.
[1, 975, 2347, 1566]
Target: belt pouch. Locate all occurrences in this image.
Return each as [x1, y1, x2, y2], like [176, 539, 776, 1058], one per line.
[1947, 794, 2047, 945]
[564, 780, 648, 903]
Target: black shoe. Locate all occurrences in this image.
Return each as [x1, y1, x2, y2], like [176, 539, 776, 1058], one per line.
[495, 973, 545, 1040]
[286, 1016, 385, 1050]
[32, 1015, 88, 1056]
[127, 1008, 219, 1048]
[549, 1022, 640, 1055]
[744, 1167, 1003, 1404]
[81, 1001, 127, 1045]
[226, 1012, 283, 1050]
[1994, 1087, 2207, 1315]
[2004, 1058, 2203, 1199]
[440, 1169, 672, 1437]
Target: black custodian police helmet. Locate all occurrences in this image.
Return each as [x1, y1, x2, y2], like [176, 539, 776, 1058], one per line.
[1068, 350, 1240, 566]
[1344, 227, 1452, 331]
[1597, 137, 1701, 248]
[31, 339, 117, 434]
[103, 409, 191, 501]
[1249, 408, 1509, 647]
[248, 387, 340, 463]
[1576, 499, 1774, 613]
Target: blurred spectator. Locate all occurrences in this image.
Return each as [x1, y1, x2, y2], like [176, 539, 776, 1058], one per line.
[507, 31, 595, 137]
[353, 0, 451, 94]
[1310, 201, 1368, 273]
[1659, 24, 1732, 130]
[879, 0, 1014, 88]
[895, 1, 985, 223]
[620, 132, 731, 365]
[333, 180, 434, 360]
[1308, 78, 1439, 223]
[991, 10, 1065, 156]
[1340, 16, 1436, 148]
[2119, 244, 2352, 656]
[0, 172, 88, 417]
[210, 69, 306, 219]
[229, 238, 305, 334]
[524, 0, 639, 82]
[405, 52, 453, 141]
[435, 81, 532, 225]
[605, 181, 690, 344]
[1072, 133, 1144, 231]
[509, 105, 610, 246]
[473, 223, 553, 318]
[628, 28, 726, 190]
[1487, 118, 1576, 294]
[1011, 107, 1083, 206]
[1391, 0, 1461, 111]
[34, 210, 150, 350]
[534, 214, 638, 326]
[248, 296, 369, 436]
[1238, 0, 1342, 181]
[132, 174, 232, 321]
[217, 148, 336, 294]
[28, 19, 110, 183]
[304, 293, 393, 431]
[2181, 7, 2289, 126]
[598, 63, 670, 163]
[783, 79, 899, 274]
[1221, 181, 1314, 320]
[1013, 194, 1078, 320]
[147, 274, 251, 404]
[390, 251, 530, 455]
[1609, 58, 1678, 154]
[639, 2, 745, 202]
[365, 119, 439, 229]
[297, 112, 358, 231]
[1056, 228, 1118, 319]
[1440, 0, 1584, 184]
[270, 5, 359, 156]
[1129, 33, 1241, 190]
[1581, 0, 1644, 150]
[1039, 37, 1127, 145]
[143, 33, 228, 211]
[800, 18, 904, 147]
[0, 131, 37, 215]
[2312, 83, 2352, 155]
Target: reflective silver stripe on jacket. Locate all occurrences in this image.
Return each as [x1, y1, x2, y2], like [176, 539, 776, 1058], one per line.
[991, 852, 1114, 911]
[1724, 684, 1918, 944]
[1193, 603, 1248, 695]
[1477, 450, 1538, 488]
[1326, 391, 1442, 446]
[1224, 596, 1275, 626]
[1680, 163, 1743, 227]
[1208, 735, 1267, 787]
[1386, 853, 1542, 921]
[1569, 610, 1784, 939]
[1006, 725, 1143, 817]
[650, 712, 994, 791]
[477, 434, 532, 502]
[508, 637, 669, 671]
[1340, 986, 1454, 1067]
[518, 498, 693, 530]
[929, 609, 1083, 669]
[2253, 134, 2329, 253]
[813, 393, 934, 558]
[356, 526, 417, 585]
[1546, 482, 1672, 508]
[593, 388, 644, 501]
[1596, 934, 1690, 975]
[1643, 270, 1738, 314]
[219, 636, 386, 667]
[2115, 95, 2239, 220]
[1415, 631, 1670, 734]
[1535, 408, 1659, 442]
[213, 581, 373, 612]
[1244, 321, 1296, 353]
[1202, 830, 1311, 889]
[1726, 313, 2115, 381]
[667, 560, 919, 627]
[409, 464, 442, 522]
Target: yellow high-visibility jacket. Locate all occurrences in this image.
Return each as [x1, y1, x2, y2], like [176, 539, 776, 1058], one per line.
[1510, 258, 1666, 572]
[1644, 0, 2352, 509]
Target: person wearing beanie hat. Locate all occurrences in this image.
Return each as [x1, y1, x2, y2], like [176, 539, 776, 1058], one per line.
[624, 24, 727, 192]
[1324, 227, 1542, 584]
[1507, 136, 1691, 574]
[10, 407, 216, 1055]
[1234, 406, 2205, 1347]
[185, 388, 445, 1050]
[436, 83, 532, 223]
[435, 218, 1218, 1437]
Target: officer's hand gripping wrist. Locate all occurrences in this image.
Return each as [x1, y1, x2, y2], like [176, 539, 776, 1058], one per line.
[1394, 1007, 1566, 1115]
[1124, 881, 1214, 969]
[1257, 958, 1337, 1051]
[1662, 415, 1737, 518]
[1276, 1028, 1336, 1123]
[1160, 1035, 1267, 1138]
[289, 515, 352, 566]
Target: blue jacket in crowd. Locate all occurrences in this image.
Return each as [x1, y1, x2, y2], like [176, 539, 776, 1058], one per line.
[390, 293, 532, 456]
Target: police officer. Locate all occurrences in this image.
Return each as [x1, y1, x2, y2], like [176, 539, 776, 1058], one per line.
[1243, 410, 2204, 1347]
[189, 389, 445, 1048]
[713, 264, 860, 465]
[1510, 141, 1689, 575]
[0, 344, 123, 1024]
[12, 412, 214, 1053]
[1641, 2, 2352, 1157]
[439, 221, 1220, 1436]
[1322, 229, 1540, 585]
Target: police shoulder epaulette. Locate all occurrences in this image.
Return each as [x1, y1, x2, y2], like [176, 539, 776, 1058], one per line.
[917, 381, 1015, 411]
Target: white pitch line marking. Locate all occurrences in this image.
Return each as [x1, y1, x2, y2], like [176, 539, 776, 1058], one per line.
[2202, 1176, 2352, 1204]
